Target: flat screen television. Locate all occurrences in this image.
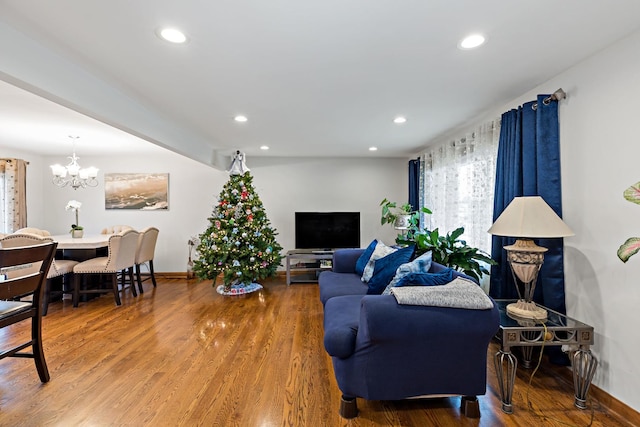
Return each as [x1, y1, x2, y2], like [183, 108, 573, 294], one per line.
[295, 212, 360, 250]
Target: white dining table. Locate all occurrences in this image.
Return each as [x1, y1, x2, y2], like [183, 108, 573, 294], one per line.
[50, 234, 111, 250]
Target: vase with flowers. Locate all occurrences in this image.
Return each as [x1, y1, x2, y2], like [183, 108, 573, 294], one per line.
[66, 200, 84, 238]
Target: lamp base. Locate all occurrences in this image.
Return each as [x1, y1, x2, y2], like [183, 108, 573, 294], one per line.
[506, 299, 547, 320]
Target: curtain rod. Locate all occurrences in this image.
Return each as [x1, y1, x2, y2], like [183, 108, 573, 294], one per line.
[532, 88, 566, 110]
[0, 158, 30, 164]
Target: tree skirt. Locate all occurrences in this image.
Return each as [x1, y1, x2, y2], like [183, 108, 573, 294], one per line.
[216, 282, 263, 296]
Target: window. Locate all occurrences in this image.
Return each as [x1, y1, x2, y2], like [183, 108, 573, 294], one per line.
[420, 119, 500, 254]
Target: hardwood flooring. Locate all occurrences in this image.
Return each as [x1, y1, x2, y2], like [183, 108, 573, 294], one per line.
[0, 277, 637, 426]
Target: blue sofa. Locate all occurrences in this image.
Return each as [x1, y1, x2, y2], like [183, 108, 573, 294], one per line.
[319, 248, 499, 419]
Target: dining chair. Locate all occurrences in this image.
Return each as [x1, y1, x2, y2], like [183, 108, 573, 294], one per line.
[72, 229, 140, 307]
[0, 241, 57, 382]
[14, 227, 51, 237]
[134, 227, 159, 293]
[0, 233, 78, 316]
[101, 225, 134, 234]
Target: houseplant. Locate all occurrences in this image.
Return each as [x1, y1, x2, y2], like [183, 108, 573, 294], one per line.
[381, 199, 495, 282]
[617, 181, 640, 262]
[66, 200, 84, 238]
[380, 199, 431, 242]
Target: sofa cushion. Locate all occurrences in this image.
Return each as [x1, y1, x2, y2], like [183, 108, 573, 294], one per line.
[382, 251, 433, 295]
[319, 271, 368, 305]
[395, 268, 455, 287]
[361, 241, 397, 282]
[366, 245, 415, 295]
[323, 295, 364, 359]
[355, 239, 377, 276]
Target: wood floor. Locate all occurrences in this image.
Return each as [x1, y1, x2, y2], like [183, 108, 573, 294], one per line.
[0, 277, 636, 426]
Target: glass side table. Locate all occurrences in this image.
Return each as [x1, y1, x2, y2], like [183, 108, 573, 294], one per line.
[494, 299, 598, 414]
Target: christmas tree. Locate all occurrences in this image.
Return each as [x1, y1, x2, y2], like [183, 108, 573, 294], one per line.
[193, 154, 283, 295]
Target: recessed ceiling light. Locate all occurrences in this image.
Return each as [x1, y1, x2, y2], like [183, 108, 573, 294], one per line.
[260, 145, 269, 150]
[393, 116, 407, 124]
[459, 34, 486, 50]
[158, 27, 188, 44]
[369, 147, 378, 151]
[234, 115, 248, 122]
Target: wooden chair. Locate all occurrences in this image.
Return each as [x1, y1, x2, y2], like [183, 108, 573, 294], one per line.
[0, 233, 78, 316]
[134, 227, 159, 293]
[0, 241, 57, 382]
[72, 229, 139, 307]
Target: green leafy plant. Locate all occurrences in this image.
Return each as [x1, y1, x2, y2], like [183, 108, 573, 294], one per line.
[401, 227, 496, 282]
[380, 199, 414, 225]
[380, 198, 495, 281]
[618, 181, 640, 262]
[380, 199, 432, 243]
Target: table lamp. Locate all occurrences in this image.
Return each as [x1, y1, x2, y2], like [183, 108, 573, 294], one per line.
[488, 196, 574, 320]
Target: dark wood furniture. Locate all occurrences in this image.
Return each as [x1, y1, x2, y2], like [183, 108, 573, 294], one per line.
[0, 242, 57, 382]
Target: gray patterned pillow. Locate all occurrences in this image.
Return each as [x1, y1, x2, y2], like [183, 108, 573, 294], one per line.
[361, 241, 397, 282]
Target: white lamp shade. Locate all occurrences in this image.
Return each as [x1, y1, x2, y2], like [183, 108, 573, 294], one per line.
[488, 196, 574, 238]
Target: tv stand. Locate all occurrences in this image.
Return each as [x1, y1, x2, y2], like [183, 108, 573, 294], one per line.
[286, 249, 334, 285]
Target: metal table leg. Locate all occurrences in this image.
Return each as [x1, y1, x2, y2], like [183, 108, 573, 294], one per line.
[572, 349, 598, 409]
[494, 349, 518, 414]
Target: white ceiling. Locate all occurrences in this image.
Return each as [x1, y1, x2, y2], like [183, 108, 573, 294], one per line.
[2, 1, 640, 165]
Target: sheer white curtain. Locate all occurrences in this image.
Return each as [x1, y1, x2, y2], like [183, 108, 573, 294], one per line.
[420, 119, 500, 254]
[0, 159, 27, 233]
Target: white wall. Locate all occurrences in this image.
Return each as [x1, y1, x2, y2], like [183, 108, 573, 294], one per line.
[3, 148, 405, 273]
[421, 29, 640, 411]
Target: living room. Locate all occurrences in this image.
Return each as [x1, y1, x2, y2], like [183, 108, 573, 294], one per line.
[2, 1, 640, 425]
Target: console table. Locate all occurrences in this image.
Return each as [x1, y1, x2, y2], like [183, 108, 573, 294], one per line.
[285, 250, 333, 285]
[494, 299, 597, 414]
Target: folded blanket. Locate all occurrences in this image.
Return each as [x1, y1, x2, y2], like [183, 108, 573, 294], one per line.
[390, 277, 493, 310]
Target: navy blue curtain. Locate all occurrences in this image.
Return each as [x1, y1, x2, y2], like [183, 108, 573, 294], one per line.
[408, 158, 420, 211]
[490, 95, 567, 315]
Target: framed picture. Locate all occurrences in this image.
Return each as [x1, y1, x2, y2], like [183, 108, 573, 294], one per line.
[104, 173, 169, 210]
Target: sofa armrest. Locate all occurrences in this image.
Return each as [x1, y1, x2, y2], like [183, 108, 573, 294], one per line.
[358, 295, 499, 343]
[332, 249, 365, 273]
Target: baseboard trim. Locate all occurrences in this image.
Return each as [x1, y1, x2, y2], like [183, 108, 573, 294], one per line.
[155, 271, 289, 280]
[551, 359, 640, 423]
[155, 272, 189, 279]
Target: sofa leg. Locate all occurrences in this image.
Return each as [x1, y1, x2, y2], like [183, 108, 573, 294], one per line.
[339, 395, 358, 419]
[460, 395, 480, 418]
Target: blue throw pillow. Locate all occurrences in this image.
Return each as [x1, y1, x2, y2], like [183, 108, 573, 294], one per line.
[395, 269, 455, 287]
[355, 239, 378, 276]
[366, 245, 415, 295]
[382, 251, 433, 295]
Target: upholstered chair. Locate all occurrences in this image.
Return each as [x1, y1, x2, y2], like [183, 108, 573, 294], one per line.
[14, 227, 51, 237]
[0, 233, 78, 315]
[72, 229, 139, 307]
[134, 227, 159, 293]
[101, 225, 134, 234]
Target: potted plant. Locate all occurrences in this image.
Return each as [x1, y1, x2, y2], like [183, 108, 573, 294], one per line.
[381, 198, 495, 282]
[66, 200, 84, 238]
[406, 227, 496, 282]
[618, 181, 640, 262]
[380, 199, 432, 242]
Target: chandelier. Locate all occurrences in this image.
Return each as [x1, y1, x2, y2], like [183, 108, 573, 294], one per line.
[50, 136, 99, 190]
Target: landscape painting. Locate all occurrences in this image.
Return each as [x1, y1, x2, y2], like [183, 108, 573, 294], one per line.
[105, 173, 169, 210]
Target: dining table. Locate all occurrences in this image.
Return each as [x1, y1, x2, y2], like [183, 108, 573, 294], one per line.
[50, 233, 111, 250]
